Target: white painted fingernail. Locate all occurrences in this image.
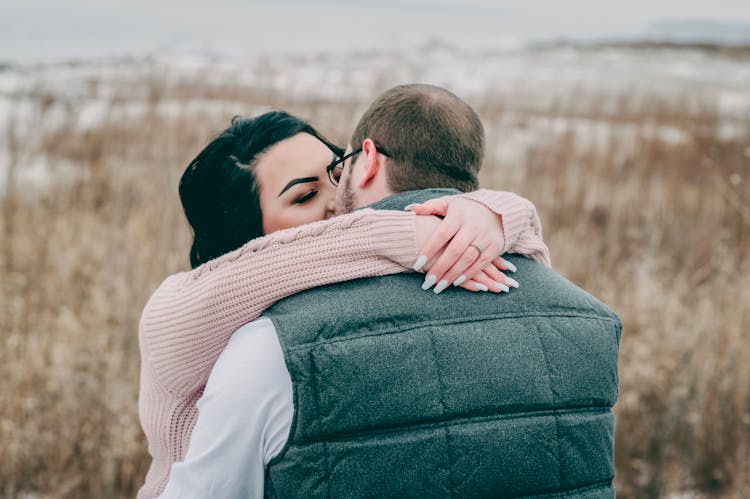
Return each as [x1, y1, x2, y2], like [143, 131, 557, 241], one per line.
[433, 280, 449, 294]
[493, 281, 510, 293]
[474, 283, 489, 292]
[505, 277, 520, 289]
[501, 258, 517, 273]
[404, 204, 416, 211]
[414, 255, 428, 271]
[422, 274, 438, 290]
[452, 275, 466, 287]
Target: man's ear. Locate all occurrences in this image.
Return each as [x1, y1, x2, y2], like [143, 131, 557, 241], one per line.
[357, 138, 381, 189]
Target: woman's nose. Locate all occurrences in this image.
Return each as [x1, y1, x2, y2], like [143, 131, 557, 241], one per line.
[324, 190, 336, 219]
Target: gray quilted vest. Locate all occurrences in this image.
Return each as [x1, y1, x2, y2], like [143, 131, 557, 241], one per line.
[264, 189, 621, 498]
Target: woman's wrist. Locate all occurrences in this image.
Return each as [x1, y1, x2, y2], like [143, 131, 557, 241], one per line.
[364, 209, 419, 269]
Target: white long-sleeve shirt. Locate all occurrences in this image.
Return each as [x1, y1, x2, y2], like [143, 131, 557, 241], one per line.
[158, 317, 293, 499]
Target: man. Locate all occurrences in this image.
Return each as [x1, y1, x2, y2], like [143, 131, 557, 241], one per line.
[160, 84, 621, 498]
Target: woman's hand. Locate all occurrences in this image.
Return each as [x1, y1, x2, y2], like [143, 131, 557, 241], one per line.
[411, 196, 519, 294]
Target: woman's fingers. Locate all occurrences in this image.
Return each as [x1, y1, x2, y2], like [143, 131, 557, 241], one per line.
[481, 265, 517, 292]
[492, 256, 518, 273]
[412, 196, 486, 272]
[404, 197, 450, 217]
[486, 257, 520, 289]
[414, 217, 461, 272]
[453, 265, 521, 294]
[419, 245, 521, 294]
[440, 240, 501, 292]
[459, 270, 504, 294]
[421, 226, 479, 291]
[431, 244, 484, 292]
[458, 278, 488, 292]
[451, 240, 502, 286]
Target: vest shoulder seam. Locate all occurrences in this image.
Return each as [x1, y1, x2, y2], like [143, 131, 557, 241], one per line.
[284, 312, 620, 352]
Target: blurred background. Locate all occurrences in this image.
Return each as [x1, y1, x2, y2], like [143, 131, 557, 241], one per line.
[1, 1, 749, 497]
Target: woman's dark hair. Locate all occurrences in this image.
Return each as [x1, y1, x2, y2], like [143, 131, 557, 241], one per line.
[179, 111, 342, 269]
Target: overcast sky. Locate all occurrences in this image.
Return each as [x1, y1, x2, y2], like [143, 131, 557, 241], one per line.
[1, 0, 749, 61]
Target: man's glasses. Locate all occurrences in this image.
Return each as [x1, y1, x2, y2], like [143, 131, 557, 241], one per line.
[326, 145, 391, 187]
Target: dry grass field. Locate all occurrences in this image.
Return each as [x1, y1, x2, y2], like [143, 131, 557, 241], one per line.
[1, 44, 749, 498]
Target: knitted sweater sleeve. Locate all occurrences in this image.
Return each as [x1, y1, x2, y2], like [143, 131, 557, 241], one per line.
[458, 189, 552, 268]
[139, 190, 549, 396]
[139, 209, 418, 396]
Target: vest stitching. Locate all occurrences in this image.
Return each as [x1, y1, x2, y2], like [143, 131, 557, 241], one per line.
[263, 379, 301, 489]
[308, 352, 332, 499]
[323, 439, 331, 499]
[533, 321, 566, 490]
[293, 406, 610, 445]
[284, 312, 619, 352]
[428, 330, 455, 498]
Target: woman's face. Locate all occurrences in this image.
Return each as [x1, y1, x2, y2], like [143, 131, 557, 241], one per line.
[254, 132, 339, 234]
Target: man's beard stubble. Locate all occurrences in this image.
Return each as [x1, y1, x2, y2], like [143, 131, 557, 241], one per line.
[336, 170, 357, 215]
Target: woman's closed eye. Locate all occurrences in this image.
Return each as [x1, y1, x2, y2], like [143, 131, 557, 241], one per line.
[294, 189, 318, 204]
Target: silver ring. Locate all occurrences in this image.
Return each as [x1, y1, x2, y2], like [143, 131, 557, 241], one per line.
[470, 242, 484, 256]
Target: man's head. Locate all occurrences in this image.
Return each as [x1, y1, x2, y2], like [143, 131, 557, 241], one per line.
[335, 83, 484, 213]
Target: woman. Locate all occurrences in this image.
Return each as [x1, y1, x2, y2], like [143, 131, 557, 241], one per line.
[138, 111, 550, 498]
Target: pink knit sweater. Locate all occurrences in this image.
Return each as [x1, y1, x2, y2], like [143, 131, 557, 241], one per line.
[137, 190, 551, 498]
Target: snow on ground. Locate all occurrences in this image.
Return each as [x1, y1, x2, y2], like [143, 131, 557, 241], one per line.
[2, 45, 748, 116]
[0, 44, 748, 192]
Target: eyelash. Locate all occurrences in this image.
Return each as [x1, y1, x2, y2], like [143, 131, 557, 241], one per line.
[294, 189, 318, 204]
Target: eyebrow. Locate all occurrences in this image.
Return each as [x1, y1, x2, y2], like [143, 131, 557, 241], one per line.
[278, 176, 319, 197]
